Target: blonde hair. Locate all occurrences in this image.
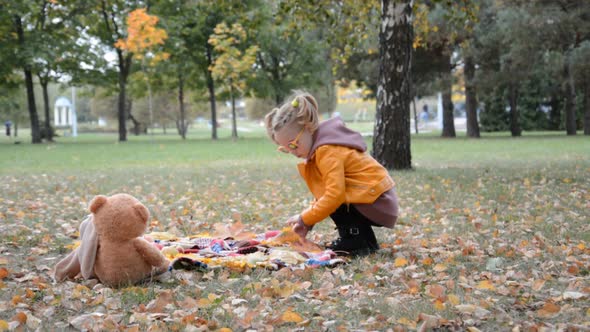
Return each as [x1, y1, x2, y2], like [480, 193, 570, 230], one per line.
[264, 90, 319, 143]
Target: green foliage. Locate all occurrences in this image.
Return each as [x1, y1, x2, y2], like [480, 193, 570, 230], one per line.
[479, 88, 509, 132]
[518, 79, 550, 131]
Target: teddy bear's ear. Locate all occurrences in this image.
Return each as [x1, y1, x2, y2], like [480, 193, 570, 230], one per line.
[89, 195, 108, 214]
[133, 203, 150, 223]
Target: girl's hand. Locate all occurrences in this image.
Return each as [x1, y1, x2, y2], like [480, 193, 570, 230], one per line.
[291, 215, 311, 239]
[286, 215, 300, 226]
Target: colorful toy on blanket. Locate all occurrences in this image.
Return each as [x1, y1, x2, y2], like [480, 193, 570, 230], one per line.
[148, 225, 346, 271]
[54, 194, 170, 287]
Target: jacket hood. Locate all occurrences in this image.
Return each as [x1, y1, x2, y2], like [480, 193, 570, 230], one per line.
[308, 116, 366, 159]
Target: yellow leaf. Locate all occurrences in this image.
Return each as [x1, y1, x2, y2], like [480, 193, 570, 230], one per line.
[433, 299, 446, 310]
[577, 243, 586, 250]
[433, 263, 447, 272]
[394, 257, 408, 267]
[218, 328, 232, 332]
[422, 257, 434, 266]
[0, 258, 8, 265]
[281, 310, 303, 323]
[397, 316, 417, 329]
[11, 295, 22, 306]
[448, 294, 461, 305]
[0, 320, 8, 331]
[197, 298, 211, 308]
[16, 210, 25, 219]
[477, 280, 495, 291]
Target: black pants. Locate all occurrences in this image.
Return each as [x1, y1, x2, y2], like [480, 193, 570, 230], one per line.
[330, 204, 380, 227]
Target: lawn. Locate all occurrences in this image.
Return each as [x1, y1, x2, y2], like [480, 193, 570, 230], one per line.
[0, 127, 589, 331]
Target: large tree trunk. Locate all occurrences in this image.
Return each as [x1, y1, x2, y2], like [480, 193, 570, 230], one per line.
[584, 82, 590, 136]
[372, 0, 413, 170]
[564, 63, 577, 135]
[40, 78, 54, 142]
[441, 53, 455, 137]
[15, 16, 41, 144]
[177, 71, 187, 140]
[464, 55, 480, 138]
[548, 92, 561, 130]
[117, 53, 132, 142]
[508, 82, 522, 136]
[441, 80, 455, 137]
[206, 44, 218, 140]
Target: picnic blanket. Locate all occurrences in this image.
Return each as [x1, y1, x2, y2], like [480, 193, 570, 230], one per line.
[148, 222, 347, 272]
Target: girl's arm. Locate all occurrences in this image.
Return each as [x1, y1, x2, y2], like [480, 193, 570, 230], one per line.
[300, 147, 346, 226]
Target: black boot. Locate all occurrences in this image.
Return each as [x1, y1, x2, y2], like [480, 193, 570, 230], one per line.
[327, 223, 378, 257]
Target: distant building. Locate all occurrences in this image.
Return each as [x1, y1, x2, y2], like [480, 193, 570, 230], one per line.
[54, 96, 74, 126]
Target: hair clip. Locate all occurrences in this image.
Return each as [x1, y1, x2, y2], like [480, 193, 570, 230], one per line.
[291, 99, 299, 108]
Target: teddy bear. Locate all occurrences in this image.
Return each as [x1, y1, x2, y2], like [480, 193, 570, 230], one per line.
[54, 193, 170, 287]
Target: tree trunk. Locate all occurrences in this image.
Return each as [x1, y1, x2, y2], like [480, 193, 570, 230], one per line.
[508, 82, 522, 136]
[230, 83, 238, 140]
[548, 92, 562, 130]
[178, 71, 186, 139]
[40, 78, 54, 142]
[412, 98, 418, 134]
[441, 56, 456, 137]
[564, 63, 577, 135]
[464, 55, 480, 138]
[128, 112, 141, 135]
[206, 45, 218, 140]
[15, 15, 41, 144]
[117, 53, 132, 142]
[372, 0, 413, 170]
[584, 82, 590, 135]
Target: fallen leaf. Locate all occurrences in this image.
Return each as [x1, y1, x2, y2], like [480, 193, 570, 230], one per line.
[476, 280, 495, 291]
[433, 299, 446, 310]
[394, 257, 408, 267]
[0, 268, 8, 280]
[563, 291, 586, 300]
[397, 317, 417, 329]
[13, 312, 26, 324]
[433, 263, 447, 272]
[417, 313, 442, 332]
[448, 294, 461, 305]
[281, 310, 303, 323]
[537, 301, 560, 318]
[532, 279, 545, 291]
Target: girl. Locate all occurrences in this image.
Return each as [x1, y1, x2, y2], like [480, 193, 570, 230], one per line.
[264, 91, 399, 256]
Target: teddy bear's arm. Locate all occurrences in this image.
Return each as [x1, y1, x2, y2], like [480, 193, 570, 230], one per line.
[133, 238, 170, 272]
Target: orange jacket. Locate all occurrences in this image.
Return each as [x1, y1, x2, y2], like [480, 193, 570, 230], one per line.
[297, 144, 395, 226]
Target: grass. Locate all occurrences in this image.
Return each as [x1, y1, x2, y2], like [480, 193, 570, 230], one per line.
[0, 124, 589, 330]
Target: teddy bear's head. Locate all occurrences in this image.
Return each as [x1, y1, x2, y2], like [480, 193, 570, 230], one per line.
[89, 193, 150, 242]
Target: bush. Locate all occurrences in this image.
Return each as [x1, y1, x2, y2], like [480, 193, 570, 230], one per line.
[480, 88, 509, 132]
